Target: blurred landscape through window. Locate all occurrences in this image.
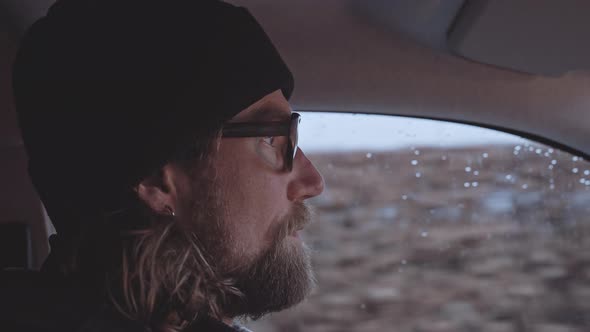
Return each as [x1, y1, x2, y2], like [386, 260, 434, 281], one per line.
[247, 112, 590, 332]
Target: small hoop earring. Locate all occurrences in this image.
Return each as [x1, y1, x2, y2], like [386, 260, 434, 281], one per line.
[164, 205, 176, 217]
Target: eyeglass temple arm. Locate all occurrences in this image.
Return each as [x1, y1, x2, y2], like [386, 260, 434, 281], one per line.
[222, 123, 290, 137]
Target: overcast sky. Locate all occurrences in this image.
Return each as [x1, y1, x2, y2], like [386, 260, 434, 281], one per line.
[298, 112, 525, 152]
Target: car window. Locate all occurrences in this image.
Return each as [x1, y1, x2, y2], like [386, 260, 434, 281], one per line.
[246, 112, 590, 332]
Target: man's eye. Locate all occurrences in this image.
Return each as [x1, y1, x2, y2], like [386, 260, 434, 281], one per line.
[262, 136, 275, 146]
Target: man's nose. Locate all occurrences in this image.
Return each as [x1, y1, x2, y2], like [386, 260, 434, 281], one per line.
[287, 148, 325, 201]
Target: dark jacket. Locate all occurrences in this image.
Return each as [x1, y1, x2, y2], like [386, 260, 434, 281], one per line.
[0, 271, 246, 332]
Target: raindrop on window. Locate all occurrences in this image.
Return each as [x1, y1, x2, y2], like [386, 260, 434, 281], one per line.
[548, 148, 554, 153]
[414, 150, 420, 156]
[465, 167, 472, 172]
[402, 195, 408, 200]
[366, 152, 373, 159]
[573, 168, 579, 174]
[580, 178, 586, 184]
[441, 155, 447, 161]
[513, 151, 519, 155]
[506, 174, 513, 180]
[573, 156, 579, 162]
[535, 149, 542, 154]
[472, 182, 479, 187]
[522, 184, 529, 190]
[585, 170, 590, 176]
[482, 153, 489, 158]
[515, 145, 522, 151]
[473, 170, 479, 176]
[549, 184, 555, 190]
[464, 182, 471, 188]
[401, 260, 407, 265]
[420, 231, 429, 237]
[528, 146, 534, 152]
[586, 180, 590, 186]
[551, 160, 557, 165]
[544, 152, 551, 157]
[415, 172, 421, 178]
[411, 160, 418, 165]
[548, 165, 554, 170]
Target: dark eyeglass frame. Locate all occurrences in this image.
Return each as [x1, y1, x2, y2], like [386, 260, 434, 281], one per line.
[221, 112, 300, 172]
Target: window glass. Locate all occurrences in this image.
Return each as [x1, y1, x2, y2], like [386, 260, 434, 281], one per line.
[247, 112, 590, 332]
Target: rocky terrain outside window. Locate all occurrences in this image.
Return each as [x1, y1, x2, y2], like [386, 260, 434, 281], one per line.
[247, 113, 590, 332]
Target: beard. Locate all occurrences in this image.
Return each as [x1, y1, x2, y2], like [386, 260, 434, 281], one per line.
[187, 176, 316, 320]
[225, 202, 316, 320]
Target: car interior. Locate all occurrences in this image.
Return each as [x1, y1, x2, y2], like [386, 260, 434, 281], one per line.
[1, 1, 590, 331]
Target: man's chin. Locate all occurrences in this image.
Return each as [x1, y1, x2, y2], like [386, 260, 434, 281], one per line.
[226, 238, 315, 320]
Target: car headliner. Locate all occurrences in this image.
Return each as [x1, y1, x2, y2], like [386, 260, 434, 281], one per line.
[1, 0, 589, 157]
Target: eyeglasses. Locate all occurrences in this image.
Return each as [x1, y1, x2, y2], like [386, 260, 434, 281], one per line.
[221, 112, 300, 172]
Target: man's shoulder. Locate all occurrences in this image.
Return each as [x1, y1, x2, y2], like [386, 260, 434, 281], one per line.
[0, 270, 92, 331]
[0, 271, 254, 332]
[0, 270, 142, 332]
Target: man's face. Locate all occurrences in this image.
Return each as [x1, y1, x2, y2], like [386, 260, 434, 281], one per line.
[186, 89, 324, 318]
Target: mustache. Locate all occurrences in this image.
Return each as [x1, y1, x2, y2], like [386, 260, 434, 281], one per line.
[275, 202, 314, 240]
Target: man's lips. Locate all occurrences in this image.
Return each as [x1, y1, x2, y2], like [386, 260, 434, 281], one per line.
[290, 229, 302, 238]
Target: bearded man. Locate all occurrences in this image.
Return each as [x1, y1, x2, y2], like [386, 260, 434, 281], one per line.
[3, 0, 324, 331]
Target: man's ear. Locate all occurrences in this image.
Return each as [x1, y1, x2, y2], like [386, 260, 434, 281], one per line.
[135, 163, 186, 216]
